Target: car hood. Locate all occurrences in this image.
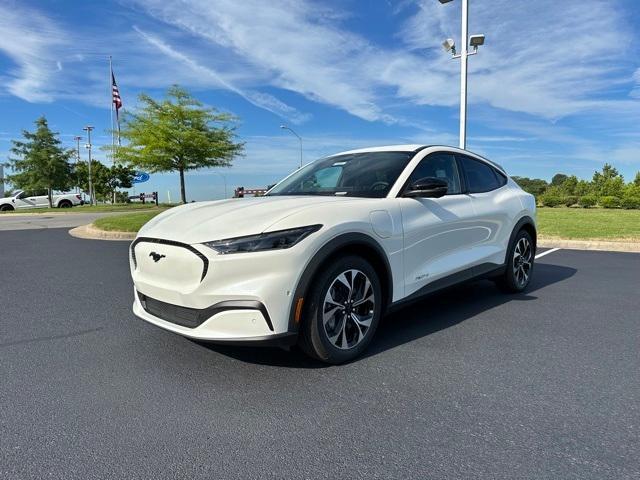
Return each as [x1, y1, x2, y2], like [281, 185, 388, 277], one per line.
[138, 196, 361, 244]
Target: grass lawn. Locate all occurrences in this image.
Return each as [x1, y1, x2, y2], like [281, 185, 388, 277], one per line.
[92, 209, 168, 232]
[537, 207, 640, 240]
[1, 203, 167, 214]
[91, 205, 640, 241]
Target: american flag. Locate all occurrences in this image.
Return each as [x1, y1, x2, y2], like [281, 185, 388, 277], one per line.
[112, 70, 122, 111]
[111, 69, 122, 144]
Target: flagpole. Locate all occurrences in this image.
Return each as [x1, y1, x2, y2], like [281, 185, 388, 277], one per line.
[109, 55, 114, 164]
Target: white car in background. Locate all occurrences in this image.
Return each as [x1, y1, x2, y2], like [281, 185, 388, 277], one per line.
[131, 145, 537, 363]
[0, 189, 83, 211]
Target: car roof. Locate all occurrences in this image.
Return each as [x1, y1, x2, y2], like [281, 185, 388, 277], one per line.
[330, 144, 507, 175]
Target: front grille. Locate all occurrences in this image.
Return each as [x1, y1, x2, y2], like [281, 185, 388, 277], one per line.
[137, 292, 275, 331]
[131, 237, 209, 281]
[138, 292, 204, 328]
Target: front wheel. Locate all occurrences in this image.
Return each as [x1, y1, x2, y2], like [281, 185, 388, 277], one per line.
[299, 255, 382, 364]
[0, 204, 14, 211]
[496, 230, 534, 293]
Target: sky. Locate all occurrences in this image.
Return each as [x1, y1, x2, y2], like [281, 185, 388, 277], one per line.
[0, 0, 638, 201]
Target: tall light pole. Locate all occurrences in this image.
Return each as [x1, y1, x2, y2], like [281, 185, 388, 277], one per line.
[280, 125, 303, 169]
[83, 126, 95, 206]
[212, 171, 227, 198]
[438, 0, 485, 149]
[74, 136, 82, 195]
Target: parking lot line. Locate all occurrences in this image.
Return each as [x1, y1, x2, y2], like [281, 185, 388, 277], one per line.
[535, 247, 561, 259]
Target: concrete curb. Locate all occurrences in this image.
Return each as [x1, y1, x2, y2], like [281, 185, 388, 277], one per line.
[69, 224, 135, 241]
[539, 238, 640, 253]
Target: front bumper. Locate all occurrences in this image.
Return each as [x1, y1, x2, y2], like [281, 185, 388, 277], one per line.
[133, 289, 297, 346]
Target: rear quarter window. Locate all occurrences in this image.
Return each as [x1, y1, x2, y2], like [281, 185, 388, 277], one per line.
[460, 156, 505, 193]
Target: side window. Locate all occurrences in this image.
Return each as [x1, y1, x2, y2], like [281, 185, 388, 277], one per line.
[407, 153, 462, 195]
[460, 156, 502, 193]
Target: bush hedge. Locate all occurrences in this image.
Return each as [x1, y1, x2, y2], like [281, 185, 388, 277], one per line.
[563, 196, 579, 207]
[621, 195, 640, 210]
[578, 195, 597, 208]
[600, 196, 621, 208]
[540, 194, 564, 207]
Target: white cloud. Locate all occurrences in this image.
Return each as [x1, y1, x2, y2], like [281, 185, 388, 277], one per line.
[133, 26, 311, 124]
[0, 3, 67, 102]
[132, 0, 638, 123]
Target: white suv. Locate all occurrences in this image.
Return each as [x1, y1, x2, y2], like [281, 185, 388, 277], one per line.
[131, 145, 536, 363]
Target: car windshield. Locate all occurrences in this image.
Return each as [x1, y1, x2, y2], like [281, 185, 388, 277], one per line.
[266, 151, 414, 198]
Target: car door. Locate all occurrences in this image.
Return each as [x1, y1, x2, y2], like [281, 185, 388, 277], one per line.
[14, 191, 38, 209]
[35, 190, 50, 207]
[398, 152, 485, 297]
[456, 154, 511, 267]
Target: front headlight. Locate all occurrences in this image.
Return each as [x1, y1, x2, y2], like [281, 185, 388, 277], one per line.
[203, 225, 322, 255]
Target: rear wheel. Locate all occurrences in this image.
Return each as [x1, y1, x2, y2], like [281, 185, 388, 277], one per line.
[58, 200, 72, 208]
[496, 229, 534, 293]
[299, 255, 382, 364]
[0, 204, 14, 211]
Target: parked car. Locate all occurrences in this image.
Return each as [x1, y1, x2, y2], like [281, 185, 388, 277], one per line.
[0, 189, 83, 211]
[130, 145, 537, 363]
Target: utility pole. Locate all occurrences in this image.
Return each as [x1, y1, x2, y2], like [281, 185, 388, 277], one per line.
[439, 0, 485, 149]
[83, 126, 95, 206]
[74, 136, 82, 195]
[280, 125, 303, 169]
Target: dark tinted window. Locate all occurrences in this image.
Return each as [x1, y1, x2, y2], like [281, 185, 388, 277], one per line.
[407, 153, 462, 195]
[460, 156, 502, 193]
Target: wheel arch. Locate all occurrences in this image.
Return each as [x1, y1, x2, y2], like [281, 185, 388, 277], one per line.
[509, 216, 537, 253]
[288, 232, 393, 333]
[57, 199, 72, 208]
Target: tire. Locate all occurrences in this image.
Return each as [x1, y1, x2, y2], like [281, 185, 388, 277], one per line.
[58, 200, 72, 208]
[298, 255, 383, 364]
[496, 229, 534, 293]
[0, 204, 14, 211]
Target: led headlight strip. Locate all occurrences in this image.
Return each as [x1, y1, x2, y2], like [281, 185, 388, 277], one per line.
[204, 224, 322, 254]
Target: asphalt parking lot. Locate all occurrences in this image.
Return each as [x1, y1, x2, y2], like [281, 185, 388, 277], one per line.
[1, 228, 639, 479]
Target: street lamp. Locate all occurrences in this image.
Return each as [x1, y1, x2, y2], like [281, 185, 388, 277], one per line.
[211, 171, 227, 199]
[280, 125, 303, 169]
[74, 136, 82, 195]
[83, 126, 95, 206]
[438, 0, 485, 149]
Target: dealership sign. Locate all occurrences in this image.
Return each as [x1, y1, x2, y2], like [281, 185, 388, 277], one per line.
[133, 171, 150, 184]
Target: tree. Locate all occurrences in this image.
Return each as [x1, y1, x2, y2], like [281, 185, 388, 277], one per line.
[511, 176, 548, 197]
[75, 161, 135, 202]
[592, 163, 625, 198]
[634, 171, 640, 187]
[113, 85, 244, 203]
[551, 173, 568, 187]
[8, 117, 73, 207]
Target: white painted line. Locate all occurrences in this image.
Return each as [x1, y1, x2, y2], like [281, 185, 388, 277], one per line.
[535, 247, 561, 259]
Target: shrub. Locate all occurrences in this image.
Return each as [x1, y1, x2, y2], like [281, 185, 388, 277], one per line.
[621, 195, 640, 210]
[540, 194, 563, 207]
[578, 195, 597, 208]
[600, 196, 621, 209]
[563, 195, 579, 207]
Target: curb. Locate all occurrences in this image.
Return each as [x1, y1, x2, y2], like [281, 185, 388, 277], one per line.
[538, 238, 640, 253]
[69, 224, 135, 241]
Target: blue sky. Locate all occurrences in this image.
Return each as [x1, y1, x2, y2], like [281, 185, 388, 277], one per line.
[0, 0, 638, 201]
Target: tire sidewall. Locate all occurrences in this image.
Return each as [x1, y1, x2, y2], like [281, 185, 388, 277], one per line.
[303, 255, 383, 364]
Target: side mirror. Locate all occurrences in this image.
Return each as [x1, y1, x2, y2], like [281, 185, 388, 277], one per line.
[403, 177, 448, 198]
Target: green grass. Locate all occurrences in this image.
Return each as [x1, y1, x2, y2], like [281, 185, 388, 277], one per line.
[92, 209, 167, 232]
[537, 207, 640, 240]
[91, 205, 640, 241]
[1, 203, 168, 214]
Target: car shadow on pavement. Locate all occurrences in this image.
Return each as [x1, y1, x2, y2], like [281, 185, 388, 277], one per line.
[195, 263, 576, 368]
